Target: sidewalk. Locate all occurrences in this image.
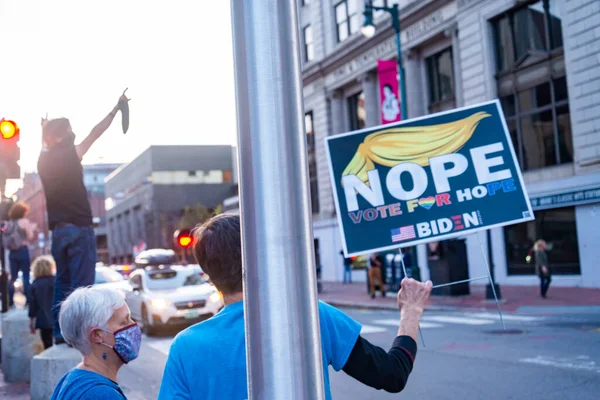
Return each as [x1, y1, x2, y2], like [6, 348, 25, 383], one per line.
[0, 365, 30, 400]
[319, 282, 600, 312]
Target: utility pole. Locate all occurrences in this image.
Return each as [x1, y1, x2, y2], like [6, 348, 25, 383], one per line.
[0, 178, 10, 313]
[230, 0, 325, 399]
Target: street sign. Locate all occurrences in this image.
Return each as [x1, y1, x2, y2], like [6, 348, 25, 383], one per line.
[326, 100, 534, 257]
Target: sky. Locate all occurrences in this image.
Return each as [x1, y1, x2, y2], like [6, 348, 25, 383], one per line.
[0, 0, 237, 193]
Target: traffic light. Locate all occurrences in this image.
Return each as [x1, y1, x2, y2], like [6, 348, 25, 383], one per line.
[174, 229, 194, 249]
[0, 119, 20, 179]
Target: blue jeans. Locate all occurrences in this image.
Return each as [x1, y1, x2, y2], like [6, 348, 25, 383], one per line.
[51, 226, 97, 340]
[343, 264, 352, 283]
[540, 274, 551, 298]
[9, 246, 31, 306]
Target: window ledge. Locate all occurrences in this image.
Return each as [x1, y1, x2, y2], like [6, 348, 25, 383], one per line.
[578, 156, 600, 168]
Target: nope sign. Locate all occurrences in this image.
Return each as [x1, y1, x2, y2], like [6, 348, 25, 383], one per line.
[326, 100, 534, 257]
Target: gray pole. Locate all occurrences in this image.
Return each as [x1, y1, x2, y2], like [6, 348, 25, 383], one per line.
[392, 5, 408, 120]
[230, 1, 326, 399]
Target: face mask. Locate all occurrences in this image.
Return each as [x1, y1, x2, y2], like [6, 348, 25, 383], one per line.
[99, 323, 142, 364]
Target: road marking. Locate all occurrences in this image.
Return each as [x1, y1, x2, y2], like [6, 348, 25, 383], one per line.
[361, 325, 388, 335]
[422, 316, 495, 325]
[373, 319, 443, 329]
[469, 312, 544, 322]
[519, 356, 600, 374]
[146, 338, 172, 356]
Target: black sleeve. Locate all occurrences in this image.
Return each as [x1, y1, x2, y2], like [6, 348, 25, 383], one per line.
[342, 335, 417, 393]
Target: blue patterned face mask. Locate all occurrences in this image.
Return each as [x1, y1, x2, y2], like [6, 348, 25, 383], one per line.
[100, 323, 142, 364]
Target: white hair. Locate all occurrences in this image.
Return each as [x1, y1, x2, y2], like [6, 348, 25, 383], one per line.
[59, 286, 126, 355]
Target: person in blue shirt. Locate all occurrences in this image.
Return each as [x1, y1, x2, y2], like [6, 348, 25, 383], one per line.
[50, 287, 143, 400]
[159, 214, 432, 399]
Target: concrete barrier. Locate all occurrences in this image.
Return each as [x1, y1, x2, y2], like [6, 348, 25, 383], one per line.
[30, 344, 81, 400]
[0, 308, 44, 382]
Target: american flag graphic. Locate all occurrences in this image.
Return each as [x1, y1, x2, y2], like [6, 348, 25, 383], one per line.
[391, 226, 416, 242]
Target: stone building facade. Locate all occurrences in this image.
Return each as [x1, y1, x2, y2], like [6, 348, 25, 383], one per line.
[300, 0, 600, 287]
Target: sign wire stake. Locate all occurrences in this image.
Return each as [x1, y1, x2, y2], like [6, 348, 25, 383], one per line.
[399, 251, 425, 348]
[477, 234, 506, 331]
[432, 276, 488, 289]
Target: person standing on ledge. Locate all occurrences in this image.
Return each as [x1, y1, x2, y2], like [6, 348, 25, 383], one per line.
[38, 91, 130, 345]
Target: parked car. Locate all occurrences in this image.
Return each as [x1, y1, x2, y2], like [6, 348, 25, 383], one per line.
[124, 265, 223, 335]
[14, 265, 131, 294]
[94, 266, 132, 292]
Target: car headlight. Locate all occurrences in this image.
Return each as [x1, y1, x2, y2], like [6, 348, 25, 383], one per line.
[150, 298, 170, 310]
[209, 292, 223, 303]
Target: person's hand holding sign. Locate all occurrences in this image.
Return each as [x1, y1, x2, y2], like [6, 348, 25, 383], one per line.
[397, 278, 432, 342]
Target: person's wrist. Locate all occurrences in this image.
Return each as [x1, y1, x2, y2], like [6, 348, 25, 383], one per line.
[400, 305, 424, 317]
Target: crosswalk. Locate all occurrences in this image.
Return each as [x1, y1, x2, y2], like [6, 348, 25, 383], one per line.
[359, 312, 545, 336]
[145, 312, 546, 357]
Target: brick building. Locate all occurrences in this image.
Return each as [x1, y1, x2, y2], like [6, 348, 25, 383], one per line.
[293, 0, 600, 287]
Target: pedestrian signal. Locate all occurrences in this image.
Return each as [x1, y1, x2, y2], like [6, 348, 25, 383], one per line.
[174, 229, 194, 249]
[0, 119, 20, 179]
[0, 120, 19, 140]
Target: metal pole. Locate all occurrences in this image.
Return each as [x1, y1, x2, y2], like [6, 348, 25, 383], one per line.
[230, 1, 325, 399]
[485, 229, 502, 300]
[393, 5, 408, 120]
[0, 181, 9, 313]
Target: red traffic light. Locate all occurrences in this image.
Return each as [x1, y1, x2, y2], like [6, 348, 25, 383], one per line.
[174, 229, 194, 249]
[0, 119, 19, 140]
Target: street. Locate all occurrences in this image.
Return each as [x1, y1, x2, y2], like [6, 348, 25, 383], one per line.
[117, 305, 600, 400]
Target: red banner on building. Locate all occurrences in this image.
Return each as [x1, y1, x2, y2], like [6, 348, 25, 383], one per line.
[377, 60, 402, 124]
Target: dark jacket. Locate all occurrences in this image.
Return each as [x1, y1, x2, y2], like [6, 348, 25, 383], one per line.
[29, 276, 54, 329]
[535, 250, 551, 277]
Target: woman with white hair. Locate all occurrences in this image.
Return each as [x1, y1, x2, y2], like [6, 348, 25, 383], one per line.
[50, 287, 142, 399]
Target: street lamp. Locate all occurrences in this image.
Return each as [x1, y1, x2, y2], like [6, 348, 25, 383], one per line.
[362, 2, 408, 120]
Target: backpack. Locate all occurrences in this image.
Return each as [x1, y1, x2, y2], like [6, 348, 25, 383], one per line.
[2, 220, 23, 251]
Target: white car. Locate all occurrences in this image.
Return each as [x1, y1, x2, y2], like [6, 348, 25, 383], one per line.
[95, 266, 132, 292]
[124, 265, 224, 335]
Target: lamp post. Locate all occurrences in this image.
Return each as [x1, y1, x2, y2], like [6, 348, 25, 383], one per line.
[362, 2, 408, 120]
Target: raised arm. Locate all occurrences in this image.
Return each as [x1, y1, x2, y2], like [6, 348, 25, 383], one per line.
[76, 90, 130, 159]
[342, 278, 432, 393]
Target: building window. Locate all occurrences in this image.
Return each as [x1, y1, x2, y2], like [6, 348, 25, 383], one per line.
[425, 47, 456, 113]
[348, 91, 366, 131]
[493, 0, 571, 171]
[493, 0, 563, 72]
[302, 0, 309, 5]
[504, 206, 580, 275]
[305, 112, 319, 214]
[335, 0, 360, 43]
[303, 25, 314, 62]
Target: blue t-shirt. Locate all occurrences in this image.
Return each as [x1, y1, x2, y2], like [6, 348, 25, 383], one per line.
[50, 368, 127, 400]
[158, 301, 362, 400]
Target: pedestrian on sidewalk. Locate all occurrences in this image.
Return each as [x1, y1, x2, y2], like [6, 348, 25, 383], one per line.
[3, 201, 36, 306]
[534, 239, 552, 298]
[39, 90, 130, 345]
[340, 250, 353, 284]
[50, 287, 141, 400]
[368, 253, 385, 299]
[158, 214, 433, 400]
[28, 256, 55, 350]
